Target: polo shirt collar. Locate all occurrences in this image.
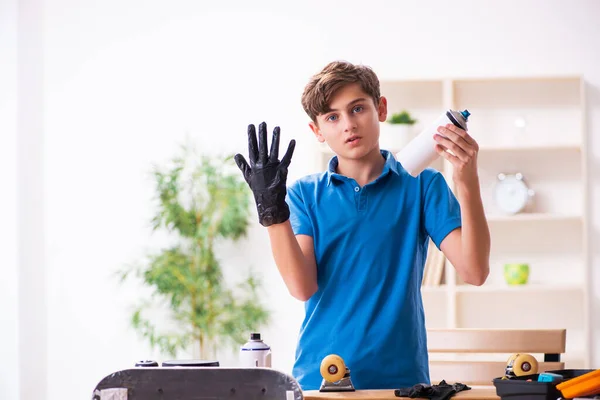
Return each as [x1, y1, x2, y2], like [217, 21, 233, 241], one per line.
[326, 149, 401, 186]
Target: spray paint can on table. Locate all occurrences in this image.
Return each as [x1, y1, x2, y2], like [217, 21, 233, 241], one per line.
[396, 109, 471, 177]
[240, 333, 272, 368]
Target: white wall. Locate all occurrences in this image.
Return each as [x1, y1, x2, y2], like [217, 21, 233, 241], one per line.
[0, 0, 19, 398]
[18, 0, 48, 399]
[5, 0, 600, 399]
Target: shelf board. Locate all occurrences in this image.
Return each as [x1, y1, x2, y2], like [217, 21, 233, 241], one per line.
[455, 283, 582, 294]
[452, 75, 582, 83]
[317, 143, 404, 155]
[421, 285, 447, 293]
[486, 213, 582, 223]
[479, 144, 581, 152]
[319, 143, 581, 154]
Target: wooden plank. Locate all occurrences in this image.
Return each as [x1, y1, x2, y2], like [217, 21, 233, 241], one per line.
[429, 361, 564, 386]
[304, 385, 499, 399]
[427, 329, 566, 353]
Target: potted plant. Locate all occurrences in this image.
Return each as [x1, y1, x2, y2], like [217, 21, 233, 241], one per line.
[118, 141, 270, 360]
[380, 110, 418, 151]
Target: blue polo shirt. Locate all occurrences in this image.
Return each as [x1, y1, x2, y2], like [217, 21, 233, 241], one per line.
[285, 150, 461, 390]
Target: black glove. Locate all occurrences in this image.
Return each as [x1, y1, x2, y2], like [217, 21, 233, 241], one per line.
[234, 122, 296, 227]
[394, 380, 471, 400]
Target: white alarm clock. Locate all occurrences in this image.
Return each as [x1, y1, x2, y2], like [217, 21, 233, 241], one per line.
[493, 173, 535, 215]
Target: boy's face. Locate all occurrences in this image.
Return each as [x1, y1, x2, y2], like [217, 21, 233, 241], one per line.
[309, 83, 387, 161]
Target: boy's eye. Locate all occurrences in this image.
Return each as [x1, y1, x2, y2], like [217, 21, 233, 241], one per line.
[326, 114, 338, 122]
[353, 106, 363, 113]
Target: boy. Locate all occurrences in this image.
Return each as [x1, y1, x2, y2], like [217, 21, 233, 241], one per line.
[234, 61, 490, 390]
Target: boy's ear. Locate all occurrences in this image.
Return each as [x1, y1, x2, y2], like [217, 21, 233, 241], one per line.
[378, 96, 388, 122]
[309, 121, 326, 143]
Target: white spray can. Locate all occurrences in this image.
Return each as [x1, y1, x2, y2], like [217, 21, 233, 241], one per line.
[396, 109, 471, 177]
[239, 333, 272, 368]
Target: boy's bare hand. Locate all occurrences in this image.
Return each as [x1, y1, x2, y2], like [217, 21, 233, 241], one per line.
[433, 123, 480, 188]
[234, 122, 296, 227]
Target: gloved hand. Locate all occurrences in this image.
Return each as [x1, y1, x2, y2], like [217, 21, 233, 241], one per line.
[234, 122, 296, 227]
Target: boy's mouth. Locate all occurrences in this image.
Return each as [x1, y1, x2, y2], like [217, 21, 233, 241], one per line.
[346, 135, 361, 143]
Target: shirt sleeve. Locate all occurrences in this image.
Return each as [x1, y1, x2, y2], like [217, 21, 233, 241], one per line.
[285, 181, 314, 237]
[422, 171, 462, 249]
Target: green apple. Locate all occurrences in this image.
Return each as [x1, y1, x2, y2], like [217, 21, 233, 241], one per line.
[504, 263, 530, 285]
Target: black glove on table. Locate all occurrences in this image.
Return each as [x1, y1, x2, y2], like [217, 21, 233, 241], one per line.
[395, 380, 471, 400]
[234, 122, 296, 227]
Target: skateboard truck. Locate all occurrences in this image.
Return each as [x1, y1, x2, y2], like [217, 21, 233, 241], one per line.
[319, 354, 356, 392]
[504, 353, 539, 378]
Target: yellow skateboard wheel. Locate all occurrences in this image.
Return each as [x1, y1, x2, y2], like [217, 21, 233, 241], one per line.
[506, 353, 518, 366]
[510, 353, 538, 376]
[320, 354, 346, 383]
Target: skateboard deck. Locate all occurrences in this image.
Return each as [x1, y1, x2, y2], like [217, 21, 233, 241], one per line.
[92, 366, 303, 400]
[303, 386, 499, 399]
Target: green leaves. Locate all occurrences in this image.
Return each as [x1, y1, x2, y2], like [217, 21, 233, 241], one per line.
[151, 151, 251, 242]
[121, 143, 269, 359]
[387, 110, 417, 125]
[131, 308, 189, 357]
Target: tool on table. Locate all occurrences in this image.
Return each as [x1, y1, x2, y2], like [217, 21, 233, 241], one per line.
[240, 332, 272, 368]
[504, 353, 539, 378]
[319, 354, 356, 392]
[556, 368, 600, 398]
[537, 372, 564, 383]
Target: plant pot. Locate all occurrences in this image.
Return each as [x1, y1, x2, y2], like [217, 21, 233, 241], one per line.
[379, 124, 415, 152]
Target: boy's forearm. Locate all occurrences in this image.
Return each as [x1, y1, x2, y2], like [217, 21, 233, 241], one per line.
[267, 221, 318, 301]
[456, 180, 491, 285]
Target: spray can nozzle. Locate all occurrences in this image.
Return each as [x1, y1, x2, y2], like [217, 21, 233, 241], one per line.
[460, 109, 471, 120]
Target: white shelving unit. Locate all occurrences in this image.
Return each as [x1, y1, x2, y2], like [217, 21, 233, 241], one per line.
[312, 76, 590, 369]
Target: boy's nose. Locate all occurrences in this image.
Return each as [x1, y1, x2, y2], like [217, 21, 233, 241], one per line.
[343, 117, 357, 132]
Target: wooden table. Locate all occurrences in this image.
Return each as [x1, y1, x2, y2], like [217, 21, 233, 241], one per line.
[304, 385, 499, 399]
